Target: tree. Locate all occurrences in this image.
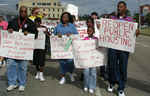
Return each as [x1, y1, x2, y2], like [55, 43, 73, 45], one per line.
[145, 13, 150, 26]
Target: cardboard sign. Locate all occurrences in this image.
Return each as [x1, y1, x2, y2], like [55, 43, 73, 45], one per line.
[98, 18, 138, 53]
[34, 28, 46, 49]
[72, 40, 107, 69]
[0, 30, 35, 60]
[50, 36, 73, 59]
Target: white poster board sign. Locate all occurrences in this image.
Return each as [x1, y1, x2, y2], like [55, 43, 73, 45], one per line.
[98, 18, 138, 53]
[50, 36, 73, 59]
[0, 30, 35, 60]
[34, 28, 46, 49]
[72, 40, 107, 69]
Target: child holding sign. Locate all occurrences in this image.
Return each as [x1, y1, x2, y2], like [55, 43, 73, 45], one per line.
[83, 25, 98, 94]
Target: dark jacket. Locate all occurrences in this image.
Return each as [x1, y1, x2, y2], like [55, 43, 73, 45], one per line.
[7, 17, 38, 38]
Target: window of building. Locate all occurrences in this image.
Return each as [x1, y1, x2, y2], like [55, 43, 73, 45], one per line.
[53, 14, 55, 18]
[47, 3, 51, 6]
[43, 9, 45, 11]
[42, 3, 46, 6]
[58, 9, 59, 12]
[53, 8, 55, 11]
[32, 2, 35, 5]
[54, 2, 56, 6]
[49, 9, 51, 11]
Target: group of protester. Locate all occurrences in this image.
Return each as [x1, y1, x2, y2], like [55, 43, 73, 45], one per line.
[0, 1, 140, 96]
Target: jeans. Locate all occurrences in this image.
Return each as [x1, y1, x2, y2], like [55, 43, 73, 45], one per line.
[84, 68, 97, 90]
[7, 58, 28, 86]
[59, 59, 74, 75]
[108, 49, 129, 91]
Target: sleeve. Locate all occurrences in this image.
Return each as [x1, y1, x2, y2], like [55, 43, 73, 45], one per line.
[71, 24, 78, 34]
[3, 22, 8, 30]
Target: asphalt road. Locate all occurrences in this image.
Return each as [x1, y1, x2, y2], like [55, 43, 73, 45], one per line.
[0, 35, 150, 96]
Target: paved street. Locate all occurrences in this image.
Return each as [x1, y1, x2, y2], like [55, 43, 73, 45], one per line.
[0, 35, 150, 96]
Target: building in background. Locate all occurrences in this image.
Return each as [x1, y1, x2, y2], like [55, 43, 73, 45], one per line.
[18, 0, 65, 19]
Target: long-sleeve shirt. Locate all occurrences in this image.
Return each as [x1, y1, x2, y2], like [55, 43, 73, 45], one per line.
[53, 23, 78, 35]
[8, 17, 38, 38]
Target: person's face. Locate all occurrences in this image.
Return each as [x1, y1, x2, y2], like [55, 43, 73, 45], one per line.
[20, 7, 27, 18]
[33, 9, 40, 16]
[118, 3, 127, 14]
[62, 14, 69, 24]
[87, 27, 94, 37]
[87, 19, 94, 28]
[91, 15, 98, 19]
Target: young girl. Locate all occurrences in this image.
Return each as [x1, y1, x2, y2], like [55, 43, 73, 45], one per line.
[83, 24, 98, 94]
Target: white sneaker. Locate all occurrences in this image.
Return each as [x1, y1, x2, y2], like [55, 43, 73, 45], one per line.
[89, 89, 94, 94]
[7, 85, 18, 91]
[118, 91, 125, 96]
[35, 72, 40, 80]
[84, 87, 88, 92]
[39, 72, 45, 81]
[18, 86, 25, 91]
[107, 85, 114, 92]
[59, 77, 66, 85]
[69, 74, 75, 82]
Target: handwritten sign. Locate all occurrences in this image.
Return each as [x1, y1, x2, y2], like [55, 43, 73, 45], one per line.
[50, 36, 73, 59]
[42, 20, 59, 33]
[34, 28, 46, 49]
[0, 30, 35, 60]
[98, 18, 138, 53]
[72, 40, 107, 69]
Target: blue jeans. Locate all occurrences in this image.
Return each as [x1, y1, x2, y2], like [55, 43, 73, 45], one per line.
[108, 49, 129, 91]
[7, 58, 28, 86]
[84, 68, 97, 90]
[59, 59, 74, 75]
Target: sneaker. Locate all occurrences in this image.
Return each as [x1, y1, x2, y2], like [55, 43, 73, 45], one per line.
[39, 72, 45, 81]
[84, 87, 88, 92]
[18, 86, 25, 92]
[69, 74, 75, 82]
[7, 85, 18, 91]
[89, 89, 94, 94]
[35, 72, 40, 80]
[118, 91, 125, 96]
[107, 84, 114, 92]
[59, 77, 66, 85]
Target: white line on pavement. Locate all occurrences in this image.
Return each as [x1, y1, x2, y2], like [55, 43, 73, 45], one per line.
[136, 42, 150, 48]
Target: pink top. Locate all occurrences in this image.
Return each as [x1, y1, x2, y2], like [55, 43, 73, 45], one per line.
[0, 21, 8, 30]
[84, 36, 98, 40]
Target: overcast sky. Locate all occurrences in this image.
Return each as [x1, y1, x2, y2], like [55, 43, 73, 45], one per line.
[0, 0, 150, 15]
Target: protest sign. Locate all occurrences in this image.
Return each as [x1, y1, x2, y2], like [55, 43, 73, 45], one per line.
[0, 30, 35, 60]
[98, 18, 138, 53]
[50, 36, 73, 59]
[34, 28, 46, 49]
[72, 40, 107, 69]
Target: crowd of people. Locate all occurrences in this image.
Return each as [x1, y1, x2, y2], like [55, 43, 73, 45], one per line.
[0, 1, 140, 96]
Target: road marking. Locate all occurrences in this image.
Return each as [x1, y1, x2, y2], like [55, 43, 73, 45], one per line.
[136, 42, 150, 48]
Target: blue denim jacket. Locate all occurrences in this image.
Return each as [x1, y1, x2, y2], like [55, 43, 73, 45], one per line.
[53, 23, 78, 35]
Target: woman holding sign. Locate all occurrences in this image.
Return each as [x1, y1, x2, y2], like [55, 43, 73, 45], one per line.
[107, 1, 140, 96]
[53, 12, 78, 85]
